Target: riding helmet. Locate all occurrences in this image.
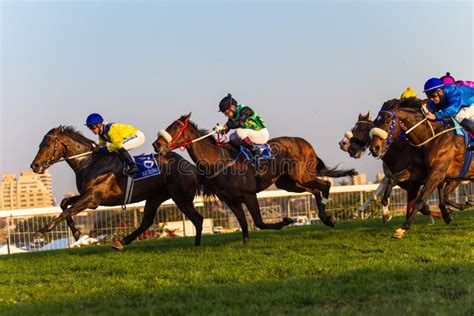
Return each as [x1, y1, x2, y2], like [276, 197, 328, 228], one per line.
[85, 113, 104, 126]
[218, 93, 238, 112]
[423, 77, 444, 93]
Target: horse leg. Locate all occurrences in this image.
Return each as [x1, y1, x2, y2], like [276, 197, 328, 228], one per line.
[173, 199, 204, 247]
[276, 175, 334, 227]
[242, 194, 293, 230]
[357, 177, 388, 213]
[60, 195, 83, 241]
[437, 181, 452, 224]
[443, 179, 470, 210]
[394, 171, 446, 239]
[35, 192, 100, 238]
[378, 177, 393, 223]
[113, 195, 168, 250]
[223, 200, 250, 244]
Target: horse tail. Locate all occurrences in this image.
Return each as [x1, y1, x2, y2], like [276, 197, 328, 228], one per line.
[196, 173, 218, 203]
[316, 157, 358, 178]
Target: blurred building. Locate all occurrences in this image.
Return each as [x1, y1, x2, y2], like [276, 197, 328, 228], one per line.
[352, 173, 367, 185]
[0, 171, 54, 210]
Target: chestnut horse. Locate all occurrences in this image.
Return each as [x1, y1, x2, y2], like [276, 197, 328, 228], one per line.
[30, 126, 204, 248]
[370, 103, 473, 238]
[153, 114, 357, 243]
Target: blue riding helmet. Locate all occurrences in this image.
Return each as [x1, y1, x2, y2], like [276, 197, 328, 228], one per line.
[423, 77, 444, 93]
[85, 113, 104, 126]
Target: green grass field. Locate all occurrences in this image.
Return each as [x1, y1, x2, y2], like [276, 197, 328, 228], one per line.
[1, 211, 473, 315]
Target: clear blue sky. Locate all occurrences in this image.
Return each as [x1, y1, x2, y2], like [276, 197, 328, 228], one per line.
[1, 1, 472, 200]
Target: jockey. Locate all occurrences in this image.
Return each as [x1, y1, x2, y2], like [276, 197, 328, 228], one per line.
[85, 113, 145, 175]
[216, 93, 269, 155]
[423, 77, 474, 133]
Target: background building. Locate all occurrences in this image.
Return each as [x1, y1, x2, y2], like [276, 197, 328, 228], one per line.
[351, 173, 367, 185]
[0, 171, 54, 210]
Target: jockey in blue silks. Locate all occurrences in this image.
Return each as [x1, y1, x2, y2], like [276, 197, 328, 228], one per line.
[423, 77, 474, 133]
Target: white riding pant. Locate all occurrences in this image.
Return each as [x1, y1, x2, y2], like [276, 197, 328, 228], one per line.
[456, 106, 474, 122]
[230, 128, 270, 145]
[122, 130, 146, 151]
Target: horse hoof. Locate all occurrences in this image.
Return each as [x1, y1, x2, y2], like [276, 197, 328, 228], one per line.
[243, 237, 250, 245]
[443, 214, 452, 225]
[283, 217, 295, 225]
[391, 228, 406, 239]
[382, 214, 393, 224]
[34, 231, 45, 239]
[349, 212, 359, 220]
[111, 237, 124, 251]
[322, 216, 336, 228]
[73, 230, 82, 241]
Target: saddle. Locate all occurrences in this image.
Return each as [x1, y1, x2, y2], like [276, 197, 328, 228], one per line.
[240, 143, 274, 169]
[453, 119, 474, 177]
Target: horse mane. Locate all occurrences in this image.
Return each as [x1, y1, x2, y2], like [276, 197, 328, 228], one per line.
[52, 125, 97, 146]
[179, 115, 218, 146]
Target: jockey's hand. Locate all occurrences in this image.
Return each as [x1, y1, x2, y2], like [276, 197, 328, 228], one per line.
[426, 112, 437, 121]
[214, 124, 227, 132]
[93, 146, 108, 153]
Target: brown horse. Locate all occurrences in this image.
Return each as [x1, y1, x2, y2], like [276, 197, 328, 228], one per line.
[342, 104, 470, 225]
[153, 114, 357, 243]
[30, 126, 204, 248]
[370, 103, 473, 238]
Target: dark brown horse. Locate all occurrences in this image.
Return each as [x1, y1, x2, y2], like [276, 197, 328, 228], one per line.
[30, 126, 204, 248]
[341, 104, 470, 225]
[153, 114, 357, 243]
[370, 102, 473, 238]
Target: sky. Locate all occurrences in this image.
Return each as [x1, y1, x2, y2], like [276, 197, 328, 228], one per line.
[1, 0, 473, 201]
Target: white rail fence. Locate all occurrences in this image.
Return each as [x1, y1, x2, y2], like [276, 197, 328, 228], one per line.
[1, 182, 473, 255]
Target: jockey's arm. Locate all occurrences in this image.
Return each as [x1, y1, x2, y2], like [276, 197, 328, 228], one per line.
[435, 88, 462, 120]
[226, 107, 255, 130]
[106, 129, 125, 152]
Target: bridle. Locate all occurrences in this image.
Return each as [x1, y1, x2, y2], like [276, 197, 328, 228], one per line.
[158, 118, 218, 151]
[39, 134, 93, 169]
[349, 120, 373, 148]
[370, 109, 460, 151]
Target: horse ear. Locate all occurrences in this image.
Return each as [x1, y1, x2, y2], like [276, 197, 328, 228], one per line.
[366, 111, 370, 119]
[185, 112, 192, 119]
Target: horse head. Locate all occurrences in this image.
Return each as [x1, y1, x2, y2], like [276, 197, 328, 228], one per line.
[345, 112, 373, 159]
[153, 113, 193, 155]
[369, 98, 425, 158]
[31, 126, 95, 174]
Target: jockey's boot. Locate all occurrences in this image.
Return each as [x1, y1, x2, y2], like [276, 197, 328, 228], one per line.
[117, 148, 139, 175]
[228, 137, 242, 150]
[242, 137, 258, 157]
[460, 119, 474, 150]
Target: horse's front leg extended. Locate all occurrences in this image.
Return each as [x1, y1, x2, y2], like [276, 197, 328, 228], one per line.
[357, 177, 388, 212]
[35, 192, 100, 238]
[60, 195, 83, 241]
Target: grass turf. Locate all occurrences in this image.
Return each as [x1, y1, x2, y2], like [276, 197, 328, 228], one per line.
[0, 211, 473, 315]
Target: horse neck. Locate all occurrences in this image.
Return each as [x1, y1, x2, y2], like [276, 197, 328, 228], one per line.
[398, 111, 443, 144]
[184, 126, 232, 168]
[59, 135, 94, 172]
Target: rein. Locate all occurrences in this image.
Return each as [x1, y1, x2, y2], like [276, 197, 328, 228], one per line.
[371, 110, 461, 149]
[160, 119, 245, 178]
[160, 118, 218, 151]
[41, 135, 93, 168]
